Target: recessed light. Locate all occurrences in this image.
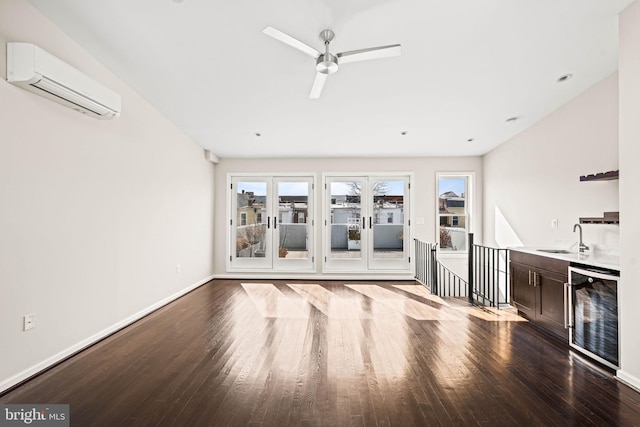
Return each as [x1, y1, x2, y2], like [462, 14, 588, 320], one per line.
[254, 132, 261, 137]
[401, 131, 408, 136]
[557, 74, 573, 83]
[505, 116, 519, 124]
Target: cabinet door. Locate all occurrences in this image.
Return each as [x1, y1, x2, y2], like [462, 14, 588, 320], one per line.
[511, 262, 535, 318]
[536, 270, 568, 339]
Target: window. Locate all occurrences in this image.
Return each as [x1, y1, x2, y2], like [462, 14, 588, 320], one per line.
[387, 213, 394, 224]
[240, 212, 247, 226]
[437, 174, 471, 252]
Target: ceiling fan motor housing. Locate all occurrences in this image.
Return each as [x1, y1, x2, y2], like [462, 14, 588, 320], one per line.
[316, 53, 338, 74]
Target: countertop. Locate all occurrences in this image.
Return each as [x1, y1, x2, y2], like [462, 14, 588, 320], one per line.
[509, 247, 620, 271]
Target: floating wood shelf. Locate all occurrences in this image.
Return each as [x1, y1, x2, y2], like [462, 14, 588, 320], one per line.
[580, 211, 619, 224]
[579, 170, 619, 181]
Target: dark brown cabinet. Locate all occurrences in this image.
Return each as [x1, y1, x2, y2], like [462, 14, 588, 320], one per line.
[510, 251, 569, 340]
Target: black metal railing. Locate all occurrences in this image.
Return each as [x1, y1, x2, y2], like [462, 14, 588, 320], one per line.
[414, 239, 468, 298]
[414, 233, 510, 309]
[414, 239, 438, 294]
[437, 260, 468, 298]
[468, 233, 510, 308]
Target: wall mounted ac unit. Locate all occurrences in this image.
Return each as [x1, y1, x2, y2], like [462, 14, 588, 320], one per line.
[7, 42, 121, 119]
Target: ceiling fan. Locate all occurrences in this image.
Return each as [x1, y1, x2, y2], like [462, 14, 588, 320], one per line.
[262, 26, 401, 99]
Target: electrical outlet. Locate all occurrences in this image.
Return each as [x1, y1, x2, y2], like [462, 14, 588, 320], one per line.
[551, 219, 558, 229]
[23, 314, 35, 331]
[176, 264, 181, 273]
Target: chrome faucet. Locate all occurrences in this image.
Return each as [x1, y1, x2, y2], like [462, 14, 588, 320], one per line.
[573, 223, 589, 253]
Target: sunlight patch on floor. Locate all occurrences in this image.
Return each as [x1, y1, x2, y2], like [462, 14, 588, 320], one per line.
[241, 283, 309, 319]
[288, 284, 373, 319]
[241, 282, 527, 322]
[345, 284, 459, 321]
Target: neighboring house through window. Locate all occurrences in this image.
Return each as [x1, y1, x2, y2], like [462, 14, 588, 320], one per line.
[437, 173, 472, 252]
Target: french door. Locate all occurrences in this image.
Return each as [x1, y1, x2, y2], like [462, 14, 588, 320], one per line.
[229, 175, 314, 271]
[324, 175, 411, 272]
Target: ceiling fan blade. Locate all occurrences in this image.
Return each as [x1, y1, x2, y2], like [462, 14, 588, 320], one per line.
[309, 72, 328, 99]
[262, 26, 321, 58]
[337, 44, 401, 65]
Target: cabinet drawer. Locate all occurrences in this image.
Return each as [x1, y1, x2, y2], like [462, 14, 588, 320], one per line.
[510, 250, 569, 275]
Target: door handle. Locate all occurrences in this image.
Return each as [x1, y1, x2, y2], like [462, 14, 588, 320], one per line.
[267, 216, 270, 229]
[528, 271, 532, 285]
[533, 272, 537, 287]
[369, 216, 372, 229]
[362, 217, 365, 230]
[273, 216, 277, 229]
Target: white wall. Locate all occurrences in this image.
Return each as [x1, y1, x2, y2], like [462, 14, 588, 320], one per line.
[0, 0, 215, 392]
[483, 13, 640, 390]
[214, 157, 482, 278]
[483, 73, 620, 253]
[618, 0, 640, 391]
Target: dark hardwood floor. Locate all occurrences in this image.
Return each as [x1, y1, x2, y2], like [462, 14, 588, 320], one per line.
[2, 279, 640, 426]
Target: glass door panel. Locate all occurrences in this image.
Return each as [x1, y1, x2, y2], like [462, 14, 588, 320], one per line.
[273, 178, 313, 270]
[369, 177, 410, 270]
[231, 179, 272, 269]
[325, 178, 367, 271]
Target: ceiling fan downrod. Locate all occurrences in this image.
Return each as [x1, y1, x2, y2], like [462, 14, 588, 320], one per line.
[316, 29, 338, 75]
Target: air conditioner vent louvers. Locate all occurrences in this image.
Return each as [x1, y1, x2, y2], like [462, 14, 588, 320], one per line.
[31, 77, 114, 116]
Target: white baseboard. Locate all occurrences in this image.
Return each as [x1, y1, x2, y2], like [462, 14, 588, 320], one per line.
[214, 273, 416, 281]
[0, 274, 214, 394]
[617, 370, 640, 392]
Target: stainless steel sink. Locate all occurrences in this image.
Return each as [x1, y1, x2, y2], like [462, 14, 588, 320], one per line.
[537, 249, 571, 254]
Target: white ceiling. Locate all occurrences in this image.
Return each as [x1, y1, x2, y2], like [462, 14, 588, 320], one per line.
[26, 0, 633, 159]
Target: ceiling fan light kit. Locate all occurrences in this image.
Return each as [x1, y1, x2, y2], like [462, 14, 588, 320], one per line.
[262, 26, 401, 99]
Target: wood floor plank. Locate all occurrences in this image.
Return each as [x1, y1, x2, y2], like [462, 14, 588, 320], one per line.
[2, 279, 640, 426]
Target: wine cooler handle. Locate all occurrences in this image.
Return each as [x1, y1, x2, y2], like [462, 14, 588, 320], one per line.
[564, 283, 573, 329]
